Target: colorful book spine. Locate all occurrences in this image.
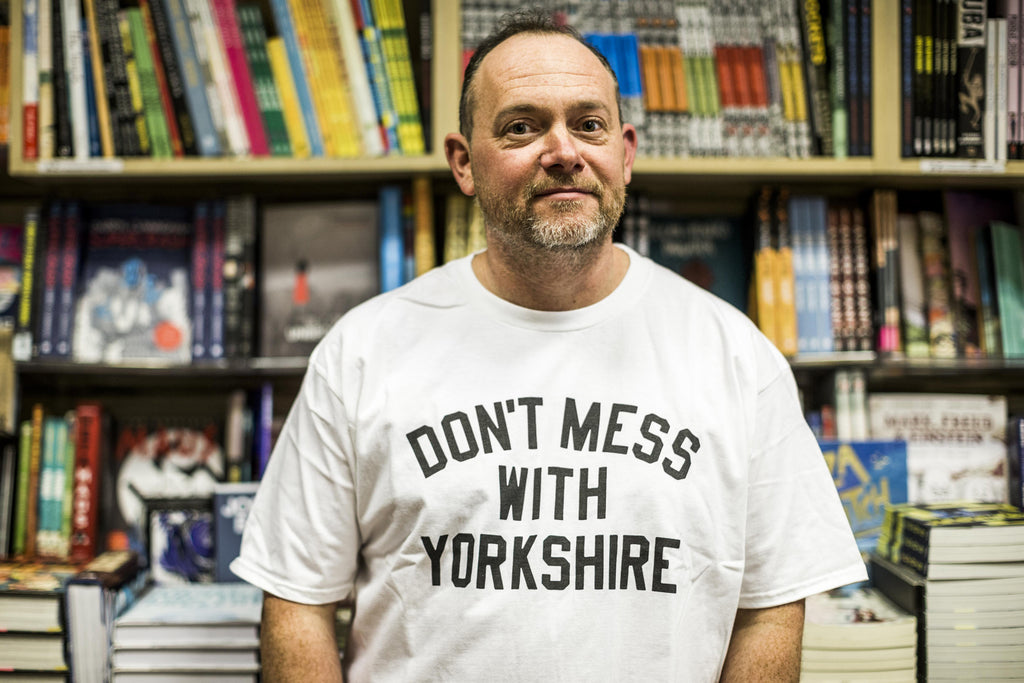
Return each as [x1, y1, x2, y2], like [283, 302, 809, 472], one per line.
[125, 7, 173, 158]
[956, 0, 987, 157]
[14, 207, 41, 361]
[209, 0, 269, 155]
[142, 0, 197, 155]
[22, 0, 40, 160]
[267, 0, 324, 156]
[353, 0, 399, 153]
[37, 0, 55, 159]
[38, 202, 63, 358]
[208, 199, 226, 359]
[81, 18, 103, 157]
[379, 184, 404, 293]
[55, 200, 81, 358]
[327, 0, 384, 156]
[118, 10, 152, 156]
[61, 0, 90, 159]
[52, 0, 73, 158]
[12, 420, 32, 556]
[189, 0, 249, 156]
[69, 402, 104, 563]
[162, 0, 221, 156]
[82, 0, 114, 157]
[265, 36, 310, 158]
[236, 4, 291, 157]
[989, 221, 1024, 357]
[180, 0, 229, 153]
[191, 201, 209, 361]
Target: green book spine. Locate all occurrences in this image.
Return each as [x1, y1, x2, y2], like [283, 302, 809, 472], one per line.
[990, 221, 1024, 357]
[12, 420, 33, 557]
[237, 5, 291, 157]
[126, 7, 174, 158]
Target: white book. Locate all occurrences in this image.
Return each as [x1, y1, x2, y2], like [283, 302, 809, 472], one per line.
[997, 17, 1009, 163]
[61, 0, 89, 160]
[985, 18, 998, 162]
[868, 393, 1008, 503]
[196, 0, 249, 156]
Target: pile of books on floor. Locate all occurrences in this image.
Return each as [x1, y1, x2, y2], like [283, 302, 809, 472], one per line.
[801, 586, 917, 683]
[110, 582, 262, 683]
[870, 501, 1024, 682]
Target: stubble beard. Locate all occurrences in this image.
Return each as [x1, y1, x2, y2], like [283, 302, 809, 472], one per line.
[477, 174, 627, 255]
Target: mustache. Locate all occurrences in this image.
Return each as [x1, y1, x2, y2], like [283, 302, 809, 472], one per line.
[526, 176, 603, 199]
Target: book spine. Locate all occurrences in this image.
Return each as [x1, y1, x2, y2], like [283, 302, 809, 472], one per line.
[94, 0, 142, 156]
[209, 0, 269, 155]
[845, 0, 860, 155]
[82, 0, 115, 157]
[266, 36, 310, 158]
[117, 10, 152, 156]
[52, 0, 73, 157]
[997, 17, 1008, 163]
[256, 381, 273, 478]
[189, 0, 249, 156]
[328, 0, 385, 156]
[38, 202, 63, 358]
[773, 188, 798, 356]
[236, 4, 291, 157]
[181, 0, 230, 154]
[25, 404, 44, 558]
[162, 0, 221, 156]
[81, 18, 103, 158]
[208, 200, 226, 359]
[69, 402, 103, 563]
[12, 420, 32, 556]
[142, 0, 198, 155]
[1009, 415, 1023, 508]
[379, 184, 404, 292]
[267, 0, 324, 156]
[956, 0, 988, 158]
[897, 213, 930, 358]
[61, 0, 89, 160]
[191, 201, 209, 361]
[798, 0, 834, 156]
[237, 197, 256, 359]
[828, 0, 849, 158]
[858, 0, 871, 156]
[14, 206, 42, 362]
[851, 205, 873, 352]
[984, 17, 998, 162]
[354, 0, 400, 154]
[990, 221, 1024, 357]
[412, 175, 434, 276]
[919, 210, 957, 358]
[973, 222, 1002, 357]
[55, 200, 81, 358]
[22, 0, 40, 160]
[137, 0, 184, 156]
[811, 197, 833, 352]
[901, 0, 914, 156]
[37, 0, 55, 160]
[125, 8, 173, 158]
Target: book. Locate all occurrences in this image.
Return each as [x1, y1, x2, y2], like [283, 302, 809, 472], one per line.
[91, 0, 142, 157]
[820, 440, 909, 558]
[0, 558, 80, 634]
[68, 402, 106, 563]
[108, 417, 224, 562]
[918, 210, 957, 358]
[37, 202, 63, 358]
[259, 200, 379, 357]
[212, 481, 259, 582]
[988, 220, 1024, 357]
[208, 0, 269, 156]
[81, 0, 114, 158]
[112, 672, 257, 683]
[326, 0, 384, 156]
[71, 203, 194, 365]
[265, 36, 310, 158]
[144, 497, 214, 584]
[1010, 415, 1023, 508]
[140, 0, 197, 155]
[137, 0, 184, 157]
[54, 200, 82, 357]
[13, 205, 43, 361]
[235, 4, 290, 157]
[61, 0, 89, 160]
[379, 184, 405, 292]
[160, 0, 220, 156]
[868, 393, 1008, 504]
[266, 0, 324, 157]
[112, 582, 261, 648]
[803, 585, 917, 650]
[956, 0, 988, 158]
[64, 550, 147, 683]
[896, 212, 929, 358]
[0, 435, 16, 559]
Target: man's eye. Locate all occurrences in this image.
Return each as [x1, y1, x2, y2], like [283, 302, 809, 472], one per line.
[508, 122, 531, 135]
[580, 119, 603, 133]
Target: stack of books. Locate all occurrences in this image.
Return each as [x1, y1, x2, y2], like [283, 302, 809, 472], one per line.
[0, 559, 82, 681]
[801, 586, 917, 683]
[110, 582, 262, 683]
[871, 502, 1024, 681]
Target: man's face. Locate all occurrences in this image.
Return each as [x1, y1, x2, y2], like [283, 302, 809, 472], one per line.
[462, 33, 637, 251]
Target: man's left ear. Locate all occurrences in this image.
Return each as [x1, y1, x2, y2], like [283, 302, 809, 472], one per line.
[621, 124, 638, 185]
[444, 133, 476, 197]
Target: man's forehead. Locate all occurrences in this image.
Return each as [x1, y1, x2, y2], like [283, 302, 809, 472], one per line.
[479, 32, 616, 94]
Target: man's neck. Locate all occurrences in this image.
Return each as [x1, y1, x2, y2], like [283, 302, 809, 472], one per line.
[471, 236, 628, 311]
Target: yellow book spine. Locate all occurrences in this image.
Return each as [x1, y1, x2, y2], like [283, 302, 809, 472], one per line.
[412, 176, 435, 276]
[82, 0, 114, 157]
[773, 245, 798, 356]
[755, 247, 778, 347]
[266, 37, 310, 159]
[118, 12, 151, 156]
[373, 0, 423, 155]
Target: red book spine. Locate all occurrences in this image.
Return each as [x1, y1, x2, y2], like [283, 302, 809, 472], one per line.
[69, 402, 103, 563]
[23, 104, 39, 159]
[210, 0, 269, 155]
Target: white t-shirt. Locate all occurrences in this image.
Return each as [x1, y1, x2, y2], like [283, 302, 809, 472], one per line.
[231, 246, 867, 682]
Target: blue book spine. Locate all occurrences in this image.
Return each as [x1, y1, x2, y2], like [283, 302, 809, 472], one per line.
[55, 201, 82, 358]
[38, 202, 64, 358]
[379, 185, 404, 293]
[811, 197, 833, 353]
[790, 197, 813, 354]
[356, 0, 399, 154]
[81, 19, 102, 158]
[161, 0, 220, 156]
[208, 200, 226, 359]
[191, 201, 209, 361]
[268, 0, 324, 157]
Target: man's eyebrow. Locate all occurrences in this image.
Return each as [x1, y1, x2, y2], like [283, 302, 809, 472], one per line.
[493, 100, 613, 123]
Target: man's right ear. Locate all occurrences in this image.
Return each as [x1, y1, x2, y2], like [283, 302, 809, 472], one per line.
[444, 133, 475, 197]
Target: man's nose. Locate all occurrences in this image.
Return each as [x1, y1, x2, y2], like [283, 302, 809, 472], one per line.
[539, 124, 584, 172]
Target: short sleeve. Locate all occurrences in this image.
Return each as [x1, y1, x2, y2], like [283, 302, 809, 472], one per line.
[229, 335, 361, 604]
[738, 339, 868, 608]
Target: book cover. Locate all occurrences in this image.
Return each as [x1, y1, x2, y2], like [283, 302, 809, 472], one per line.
[107, 417, 224, 561]
[69, 401, 106, 563]
[956, 0, 987, 158]
[803, 586, 917, 650]
[868, 393, 1008, 504]
[941, 190, 1017, 358]
[212, 481, 258, 582]
[259, 200, 379, 357]
[71, 203, 193, 364]
[145, 497, 214, 584]
[113, 581, 261, 634]
[819, 440, 909, 558]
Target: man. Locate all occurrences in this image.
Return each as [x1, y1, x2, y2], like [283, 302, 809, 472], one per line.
[231, 11, 867, 682]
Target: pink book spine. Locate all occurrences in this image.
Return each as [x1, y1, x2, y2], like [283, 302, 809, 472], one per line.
[209, 0, 269, 155]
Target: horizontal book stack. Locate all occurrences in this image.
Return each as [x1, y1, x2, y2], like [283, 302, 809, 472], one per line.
[0, 558, 82, 680]
[110, 582, 262, 683]
[17, 0, 428, 161]
[462, 0, 872, 159]
[872, 502, 1024, 682]
[801, 586, 917, 683]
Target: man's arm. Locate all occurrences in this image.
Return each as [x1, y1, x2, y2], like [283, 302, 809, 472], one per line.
[261, 593, 343, 683]
[719, 599, 805, 683]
